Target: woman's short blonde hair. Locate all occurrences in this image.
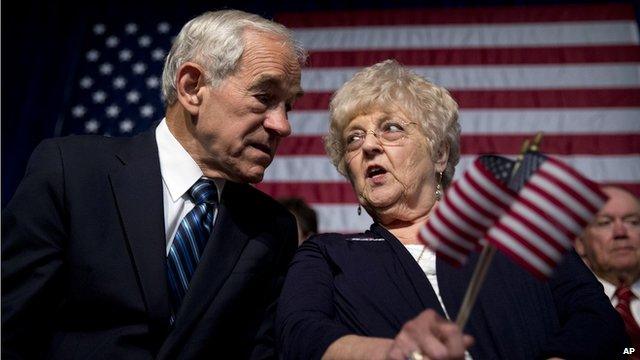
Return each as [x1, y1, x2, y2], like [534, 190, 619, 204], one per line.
[325, 59, 461, 187]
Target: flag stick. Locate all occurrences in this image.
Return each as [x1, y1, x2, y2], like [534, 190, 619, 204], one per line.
[455, 135, 542, 329]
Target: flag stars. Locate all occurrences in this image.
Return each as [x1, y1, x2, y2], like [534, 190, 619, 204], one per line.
[92, 90, 107, 104]
[105, 36, 120, 48]
[106, 104, 121, 118]
[79, 77, 94, 89]
[126, 90, 141, 103]
[157, 22, 171, 34]
[86, 50, 100, 62]
[99, 63, 114, 75]
[119, 119, 135, 133]
[151, 48, 165, 61]
[93, 24, 106, 35]
[146, 76, 160, 89]
[85, 119, 100, 133]
[113, 76, 127, 89]
[118, 49, 133, 61]
[71, 105, 87, 118]
[140, 104, 155, 118]
[132, 62, 147, 75]
[125, 23, 138, 34]
[138, 35, 152, 47]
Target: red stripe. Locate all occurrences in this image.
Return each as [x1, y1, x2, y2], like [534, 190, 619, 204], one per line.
[295, 89, 640, 110]
[461, 168, 509, 216]
[494, 222, 558, 267]
[433, 205, 479, 245]
[470, 160, 516, 208]
[439, 193, 486, 237]
[277, 134, 640, 156]
[425, 220, 473, 258]
[254, 181, 640, 204]
[308, 46, 640, 67]
[506, 211, 567, 253]
[535, 168, 599, 214]
[488, 237, 549, 280]
[512, 194, 573, 239]
[543, 158, 606, 201]
[525, 181, 589, 231]
[277, 4, 634, 27]
[255, 181, 357, 203]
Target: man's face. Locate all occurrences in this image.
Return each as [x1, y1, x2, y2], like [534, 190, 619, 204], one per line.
[193, 30, 302, 183]
[576, 187, 640, 281]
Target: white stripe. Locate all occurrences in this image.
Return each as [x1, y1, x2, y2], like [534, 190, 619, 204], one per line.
[457, 169, 505, 217]
[429, 212, 475, 250]
[467, 161, 514, 206]
[499, 215, 563, 261]
[419, 225, 467, 264]
[520, 187, 582, 234]
[540, 161, 606, 208]
[528, 173, 593, 222]
[487, 227, 553, 276]
[294, 21, 639, 50]
[265, 155, 640, 182]
[510, 202, 571, 248]
[437, 198, 483, 238]
[446, 184, 493, 228]
[301, 64, 640, 91]
[313, 203, 373, 233]
[290, 109, 640, 136]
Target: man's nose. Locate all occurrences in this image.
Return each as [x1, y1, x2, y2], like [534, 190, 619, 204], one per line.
[264, 103, 291, 137]
[612, 218, 629, 238]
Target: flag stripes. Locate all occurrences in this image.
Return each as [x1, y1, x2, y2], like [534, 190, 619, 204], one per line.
[484, 158, 607, 278]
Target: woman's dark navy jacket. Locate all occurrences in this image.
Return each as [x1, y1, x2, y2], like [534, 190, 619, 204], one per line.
[276, 223, 627, 360]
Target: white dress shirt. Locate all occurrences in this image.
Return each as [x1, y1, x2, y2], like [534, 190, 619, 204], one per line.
[155, 119, 225, 255]
[596, 276, 640, 325]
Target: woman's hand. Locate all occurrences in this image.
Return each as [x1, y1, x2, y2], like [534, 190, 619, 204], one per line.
[386, 309, 474, 360]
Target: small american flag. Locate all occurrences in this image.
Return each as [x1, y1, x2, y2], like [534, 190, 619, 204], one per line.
[420, 153, 607, 279]
[418, 156, 517, 266]
[485, 156, 607, 279]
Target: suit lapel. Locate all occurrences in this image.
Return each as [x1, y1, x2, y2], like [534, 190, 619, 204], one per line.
[163, 182, 252, 348]
[109, 129, 170, 339]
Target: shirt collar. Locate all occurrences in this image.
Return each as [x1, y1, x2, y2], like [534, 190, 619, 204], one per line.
[596, 276, 640, 300]
[156, 118, 225, 202]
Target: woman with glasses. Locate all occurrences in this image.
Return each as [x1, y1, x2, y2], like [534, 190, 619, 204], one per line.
[276, 60, 625, 360]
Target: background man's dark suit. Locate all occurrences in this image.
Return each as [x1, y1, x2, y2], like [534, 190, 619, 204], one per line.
[2, 128, 298, 359]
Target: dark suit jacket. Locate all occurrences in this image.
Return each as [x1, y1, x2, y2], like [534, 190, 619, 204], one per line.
[276, 223, 627, 360]
[2, 129, 298, 359]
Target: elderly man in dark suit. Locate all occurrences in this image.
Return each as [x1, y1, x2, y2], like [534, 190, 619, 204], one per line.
[2, 9, 305, 359]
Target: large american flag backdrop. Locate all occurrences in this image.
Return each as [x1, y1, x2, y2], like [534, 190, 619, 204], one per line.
[60, 4, 640, 233]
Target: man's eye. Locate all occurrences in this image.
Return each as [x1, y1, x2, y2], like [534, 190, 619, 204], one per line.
[595, 218, 612, 227]
[255, 94, 272, 105]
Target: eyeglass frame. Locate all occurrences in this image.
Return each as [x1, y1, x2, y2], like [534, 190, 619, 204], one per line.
[342, 119, 419, 154]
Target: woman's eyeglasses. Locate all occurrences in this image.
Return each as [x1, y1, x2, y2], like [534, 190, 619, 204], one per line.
[344, 120, 417, 153]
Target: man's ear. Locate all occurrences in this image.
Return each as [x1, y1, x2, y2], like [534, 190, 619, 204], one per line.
[176, 62, 206, 116]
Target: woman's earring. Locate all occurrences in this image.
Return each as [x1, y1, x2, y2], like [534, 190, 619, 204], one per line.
[435, 172, 443, 201]
[357, 204, 362, 216]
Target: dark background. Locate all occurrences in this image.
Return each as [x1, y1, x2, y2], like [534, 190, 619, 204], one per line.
[3, 0, 638, 207]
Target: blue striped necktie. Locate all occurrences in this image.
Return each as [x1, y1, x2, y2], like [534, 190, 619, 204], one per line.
[166, 178, 218, 323]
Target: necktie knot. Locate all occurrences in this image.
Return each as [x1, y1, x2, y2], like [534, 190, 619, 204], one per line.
[190, 178, 218, 205]
[616, 285, 635, 304]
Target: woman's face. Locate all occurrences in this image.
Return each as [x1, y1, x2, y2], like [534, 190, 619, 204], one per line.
[343, 109, 447, 224]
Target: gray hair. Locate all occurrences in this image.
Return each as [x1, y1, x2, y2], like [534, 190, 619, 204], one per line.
[325, 59, 461, 188]
[161, 10, 307, 106]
